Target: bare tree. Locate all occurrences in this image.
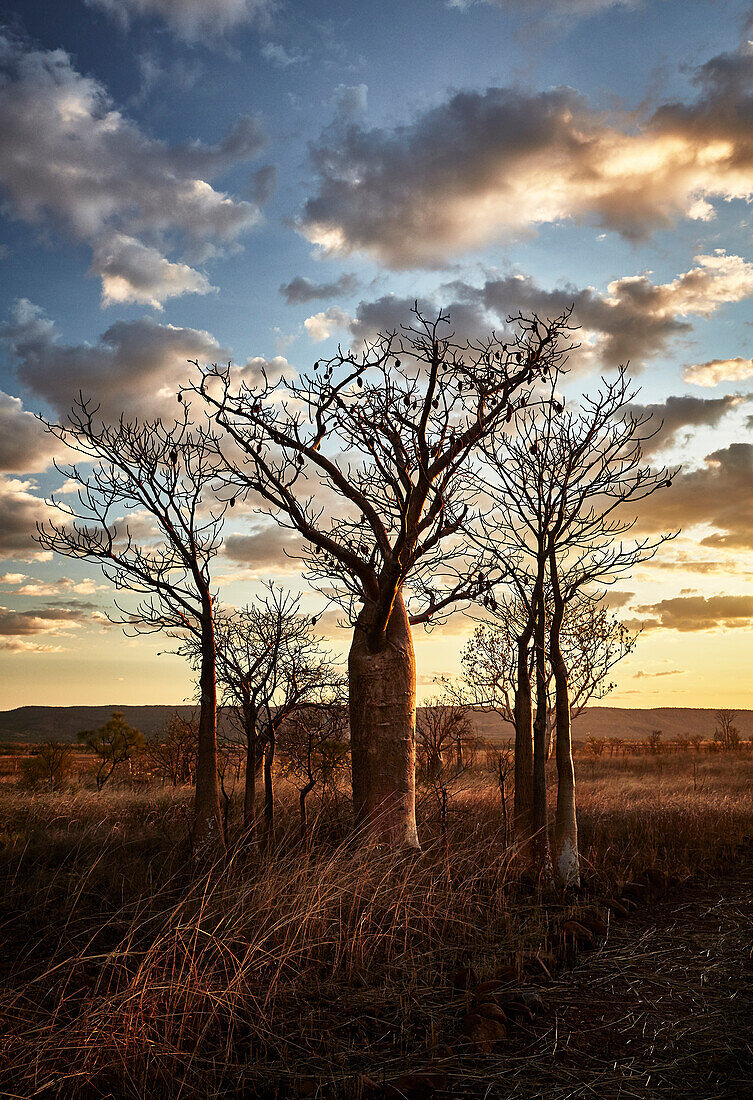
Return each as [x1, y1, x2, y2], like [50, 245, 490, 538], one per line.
[144, 713, 198, 787]
[278, 681, 350, 840]
[714, 709, 739, 751]
[458, 598, 636, 752]
[416, 696, 476, 779]
[194, 306, 575, 848]
[35, 400, 227, 854]
[176, 587, 341, 846]
[21, 741, 73, 793]
[480, 365, 676, 887]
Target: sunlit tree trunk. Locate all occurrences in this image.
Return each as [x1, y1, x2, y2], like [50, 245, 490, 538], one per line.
[513, 635, 534, 853]
[550, 552, 579, 889]
[261, 720, 275, 850]
[348, 592, 420, 849]
[533, 586, 554, 888]
[242, 691, 258, 833]
[193, 603, 224, 855]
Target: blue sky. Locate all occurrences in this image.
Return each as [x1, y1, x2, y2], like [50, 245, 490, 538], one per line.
[1, 0, 753, 708]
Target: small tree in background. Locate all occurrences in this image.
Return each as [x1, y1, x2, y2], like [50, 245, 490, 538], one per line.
[78, 712, 144, 791]
[278, 681, 350, 840]
[21, 741, 73, 793]
[144, 713, 198, 787]
[176, 586, 338, 846]
[714, 709, 739, 751]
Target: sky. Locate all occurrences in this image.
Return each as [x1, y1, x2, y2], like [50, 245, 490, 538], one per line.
[1, 0, 753, 709]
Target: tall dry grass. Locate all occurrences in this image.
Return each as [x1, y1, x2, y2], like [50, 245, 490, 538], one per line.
[1, 753, 752, 1097]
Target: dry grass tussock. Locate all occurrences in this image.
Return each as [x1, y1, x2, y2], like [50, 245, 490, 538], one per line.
[1, 755, 752, 1098]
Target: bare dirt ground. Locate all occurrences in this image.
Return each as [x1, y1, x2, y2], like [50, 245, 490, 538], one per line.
[444, 865, 753, 1099]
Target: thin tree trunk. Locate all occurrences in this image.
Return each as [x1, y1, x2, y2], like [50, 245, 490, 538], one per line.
[261, 725, 275, 850]
[514, 636, 535, 852]
[550, 552, 579, 889]
[348, 591, 420, 849]
[300, 778, 316, 840]
[242, 696, 257, 833]
[192, 604, 224, 855]
[533, 586, 554, 888]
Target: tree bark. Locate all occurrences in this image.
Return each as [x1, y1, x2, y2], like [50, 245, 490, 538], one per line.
[550, 554, 579, 889]
[513, 636, 534, 852]
[242, 696, 258, 833]
[348, 591, 420, 849]
[192, 604, 224, 856]
[261, 724, 275, 850]
[300, 778, 316, 840]
[533, 586, 554, 888]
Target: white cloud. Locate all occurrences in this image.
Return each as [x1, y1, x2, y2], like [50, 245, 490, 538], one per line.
[0, 639, 66, 653]
[93, 233, 215, 309]
[0, 390, 58, 472]
[304, 306, 353, 343]
[1, 300, 228, 421]
[0, 477, 56, 562]
[0, 33, 265, 305]
[347, 252, 753, 371]
[683, 356, 753, 387]
[299, 48, 753, 267]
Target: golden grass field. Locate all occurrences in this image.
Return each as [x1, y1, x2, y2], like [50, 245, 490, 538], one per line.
[1, 745, 752, 1098]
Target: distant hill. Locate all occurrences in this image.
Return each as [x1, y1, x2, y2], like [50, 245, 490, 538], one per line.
[0, 704, 751, 745]
[0, 705, 235, 744]
[473, 707, 753, 743]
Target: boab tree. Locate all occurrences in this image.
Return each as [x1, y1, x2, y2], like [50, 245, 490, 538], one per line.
[35, 400, 227, 854]
[481, 365, 676, 887]
[195, 307, 574, 847]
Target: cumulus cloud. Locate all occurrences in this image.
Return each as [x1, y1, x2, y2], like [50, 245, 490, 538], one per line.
[0, 603, 88, 635]
[299, 45, 753, 266]
[632, 594, 753, 631]
[304, 306, 353, 343]
[0, 390, 57, 472]
[0, 477, 55, 562]
[239, 354, 294, 386]
[280, 272, 360, 305]
[1, 299, 228, 421]
[0, 34, 265, 305]
[624, 393, 749, 454]
[635, 443, 753, 549]
[223, 526, 302, 570]
[683, 356, 753, 387]
[0, 639, 66, 653]
[93, 233, 214, 309]
[11, 577, 106, 596]
[87, 0, 273, 40]
[345, 253, 753, 370]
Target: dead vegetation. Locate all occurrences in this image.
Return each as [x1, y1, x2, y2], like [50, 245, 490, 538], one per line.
[1, 750, 752, 1098]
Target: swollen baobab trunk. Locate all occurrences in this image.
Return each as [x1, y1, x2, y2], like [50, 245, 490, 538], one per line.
[193, 609, 225, 855]
[348, 592, 420, 849]
[550, 555, 579, 889]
